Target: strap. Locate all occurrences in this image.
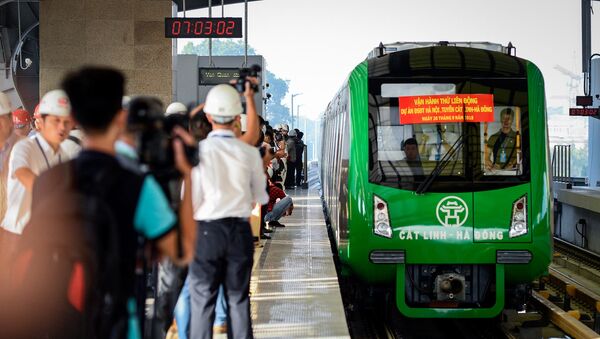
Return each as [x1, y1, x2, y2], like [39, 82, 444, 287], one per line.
[68, 135, 82, 146]
[34, 136, 60, 170]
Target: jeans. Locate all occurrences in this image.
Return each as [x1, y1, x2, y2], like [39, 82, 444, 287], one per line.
[150, 259, 186, 338]
[174, 278, 227, 339]
[190, 219, 254, 339]
[264, 196, 293, 223]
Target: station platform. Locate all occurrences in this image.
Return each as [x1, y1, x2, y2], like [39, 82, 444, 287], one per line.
[554, 184, 600, 255]
[248, 187, 350, 338]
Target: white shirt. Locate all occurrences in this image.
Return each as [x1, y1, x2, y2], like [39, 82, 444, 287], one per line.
[1, 134, 69, 234]
[192, 129, 269, 221]
[61, 138, 82, 158]
[29, 131, 82, 159]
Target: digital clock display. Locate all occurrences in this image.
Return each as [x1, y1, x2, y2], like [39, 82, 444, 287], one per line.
[165, 17, 243, 38]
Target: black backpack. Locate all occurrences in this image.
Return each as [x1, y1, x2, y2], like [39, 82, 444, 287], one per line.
[5, 162, 127, 338]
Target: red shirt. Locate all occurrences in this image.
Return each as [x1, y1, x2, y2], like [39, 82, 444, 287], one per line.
[267, 184, 287, 212]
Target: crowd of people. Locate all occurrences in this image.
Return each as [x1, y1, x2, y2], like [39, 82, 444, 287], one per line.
[0, 66, 308, 339]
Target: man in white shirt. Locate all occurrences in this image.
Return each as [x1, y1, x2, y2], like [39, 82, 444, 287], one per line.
[190, 84, 268, 339]
[1, 89, 74, 239]
[0, 93, 22, 222]
[0, 92, 23, 286]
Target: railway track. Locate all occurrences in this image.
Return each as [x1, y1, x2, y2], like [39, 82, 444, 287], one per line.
[525, 238, 600, 338]
[328, 214, 600, 337]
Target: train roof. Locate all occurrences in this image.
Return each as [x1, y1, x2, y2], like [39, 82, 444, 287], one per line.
[367, 42, 527, 78]
[367, 41, 512, 59]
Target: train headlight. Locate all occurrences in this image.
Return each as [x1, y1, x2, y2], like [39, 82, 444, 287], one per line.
[373, 195, 392, 238]
[509, 195, 527, 238]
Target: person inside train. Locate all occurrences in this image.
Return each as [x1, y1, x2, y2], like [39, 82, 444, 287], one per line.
[403, 137, 424, 176]
[486, 107, 518, 170]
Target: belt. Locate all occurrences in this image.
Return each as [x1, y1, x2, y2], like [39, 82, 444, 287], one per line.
[199, 217, 249, 223]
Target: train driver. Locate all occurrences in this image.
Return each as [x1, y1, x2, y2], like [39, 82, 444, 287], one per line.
[403, 137, 424, 176]
[486, 108, 518, 170]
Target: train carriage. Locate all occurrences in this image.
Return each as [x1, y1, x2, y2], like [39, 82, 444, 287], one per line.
[321, 42, 552, 318]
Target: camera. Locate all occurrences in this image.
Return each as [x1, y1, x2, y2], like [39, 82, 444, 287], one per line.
[235, 64, 262, 93]
[127, 96, 199, 181]
[274, 131, 284, 142]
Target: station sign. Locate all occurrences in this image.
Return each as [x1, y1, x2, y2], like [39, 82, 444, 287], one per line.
[399, 94, 495, 124]
[165, 17, 243, 38]
[569, 108, 599, 116]
[199, 68, 240, 85]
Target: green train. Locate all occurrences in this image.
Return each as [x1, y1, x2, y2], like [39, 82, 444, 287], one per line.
[321, 42, 552, 318]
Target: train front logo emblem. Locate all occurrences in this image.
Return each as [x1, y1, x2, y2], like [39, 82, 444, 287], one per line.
[436, 196, 468, 227]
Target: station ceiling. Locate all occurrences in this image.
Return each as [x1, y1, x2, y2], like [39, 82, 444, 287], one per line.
[172, 0, 260, 11]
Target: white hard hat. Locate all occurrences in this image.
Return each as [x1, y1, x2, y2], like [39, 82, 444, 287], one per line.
[288, 129, 297, 137]
[281, 124, 289, 131]
[166, 102, 187, 116]
[39, 89, 71, 117]
[204, 84, 242, 123]
[0, 92, 12, 115]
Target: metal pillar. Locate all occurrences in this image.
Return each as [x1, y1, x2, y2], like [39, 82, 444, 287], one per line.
[208, 0, 212, 66]
[291, 92, 301, 128]
[589, 59, 600, 186]
[244, 0, 248, 66]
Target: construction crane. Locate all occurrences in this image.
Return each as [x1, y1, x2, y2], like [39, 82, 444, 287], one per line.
[555, 64, 583, 107]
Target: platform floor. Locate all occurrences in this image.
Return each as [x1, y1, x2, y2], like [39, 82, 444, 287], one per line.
[248, 187, 350, 338]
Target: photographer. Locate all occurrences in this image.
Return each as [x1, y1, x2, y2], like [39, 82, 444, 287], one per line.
[189, 81, 268, 338]
[117, 96, 197, 338]
[25, 67, 196, 338]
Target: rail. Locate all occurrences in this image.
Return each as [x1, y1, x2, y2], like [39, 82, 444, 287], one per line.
[532, 290, 600, 339]
[532, 238, 600, 336]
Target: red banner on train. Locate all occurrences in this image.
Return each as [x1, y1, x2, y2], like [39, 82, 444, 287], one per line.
[399, 94, 495, 124]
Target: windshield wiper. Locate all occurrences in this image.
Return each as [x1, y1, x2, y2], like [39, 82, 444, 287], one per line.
[415, 133, 465, 195]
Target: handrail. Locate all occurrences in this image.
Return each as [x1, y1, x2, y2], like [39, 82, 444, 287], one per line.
[552, 145, 572, 184]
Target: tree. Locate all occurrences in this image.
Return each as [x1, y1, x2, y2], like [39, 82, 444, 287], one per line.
[181, 40, 257, 55]
[181, 40, 290, 125]
[571, 144, 588, 178]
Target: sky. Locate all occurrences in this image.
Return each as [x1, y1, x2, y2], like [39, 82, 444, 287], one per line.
[177, 0, 600, 121]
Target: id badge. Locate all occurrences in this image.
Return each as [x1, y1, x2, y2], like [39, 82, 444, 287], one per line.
[500, 150, 507, 163]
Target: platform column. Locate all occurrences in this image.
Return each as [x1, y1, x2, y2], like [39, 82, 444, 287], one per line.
[39, 0, 173, 105]
[588, 59, 600, 186]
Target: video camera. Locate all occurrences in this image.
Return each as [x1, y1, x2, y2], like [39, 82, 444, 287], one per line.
[127, 97, 199, 181]
[234, 64, 262, 93]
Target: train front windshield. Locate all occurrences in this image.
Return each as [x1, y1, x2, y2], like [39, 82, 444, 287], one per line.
[368, 79, 530, 192]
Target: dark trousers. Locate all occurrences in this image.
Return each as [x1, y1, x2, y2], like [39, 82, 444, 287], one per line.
[295, 161, 303, 186]
[285, 161, 296, 187]
[190, 219, 254, 339]
[149, 259, 186, 338]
